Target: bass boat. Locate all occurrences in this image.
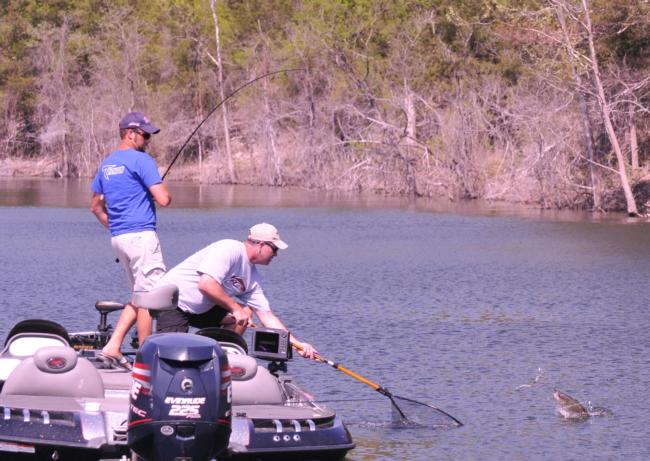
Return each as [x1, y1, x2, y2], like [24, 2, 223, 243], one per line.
[0, 285, 354, 460]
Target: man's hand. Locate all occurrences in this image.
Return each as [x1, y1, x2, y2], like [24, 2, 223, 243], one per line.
[232, 305, 253, 327]
[293, 341, 318, 360]
[90, 193, 109, 229]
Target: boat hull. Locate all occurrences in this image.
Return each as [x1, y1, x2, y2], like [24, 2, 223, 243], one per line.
[0, 326, 354, 461]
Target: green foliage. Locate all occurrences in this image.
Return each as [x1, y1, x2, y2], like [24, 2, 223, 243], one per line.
[0, 0, 647, 208]
[591, 0, 650, 70]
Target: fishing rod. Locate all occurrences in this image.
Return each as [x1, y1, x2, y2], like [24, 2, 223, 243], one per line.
[161, 68, 305, 180]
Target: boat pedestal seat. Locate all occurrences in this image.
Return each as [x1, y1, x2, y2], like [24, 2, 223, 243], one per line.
[132, 284, 178, 311]
[132, 284, 179, 333]
[94, 301, 125, 314]
[1, 346, 104, 398]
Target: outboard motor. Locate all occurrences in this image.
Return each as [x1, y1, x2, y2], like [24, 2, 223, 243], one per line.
[128, 333, 231, 461]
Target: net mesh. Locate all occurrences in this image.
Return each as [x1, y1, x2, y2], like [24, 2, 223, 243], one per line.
[390, 395, 462, 428]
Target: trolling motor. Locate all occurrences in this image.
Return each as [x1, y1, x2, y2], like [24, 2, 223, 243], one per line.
[128, 333, 232, 461]
[127, 285, 232, 460]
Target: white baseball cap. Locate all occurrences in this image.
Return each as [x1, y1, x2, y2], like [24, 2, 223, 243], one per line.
[248, 223, 288, 250]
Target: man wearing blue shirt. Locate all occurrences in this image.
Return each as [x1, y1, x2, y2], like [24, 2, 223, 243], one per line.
[90, 112, 171, 368]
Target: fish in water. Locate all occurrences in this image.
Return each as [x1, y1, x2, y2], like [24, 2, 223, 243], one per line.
[553, 389, 590, 420]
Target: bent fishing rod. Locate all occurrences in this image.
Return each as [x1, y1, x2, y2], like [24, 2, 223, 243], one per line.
[161, 68, 304, 180]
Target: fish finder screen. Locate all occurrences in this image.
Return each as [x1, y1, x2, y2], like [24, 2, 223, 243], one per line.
[254, 331, 280, 353]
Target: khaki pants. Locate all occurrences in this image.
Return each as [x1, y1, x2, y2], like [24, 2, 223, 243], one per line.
[111, 230, 166, 295]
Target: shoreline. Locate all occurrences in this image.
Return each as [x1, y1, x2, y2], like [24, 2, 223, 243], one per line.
[0, 175, 639, 224]
[3, 156, 646, 220]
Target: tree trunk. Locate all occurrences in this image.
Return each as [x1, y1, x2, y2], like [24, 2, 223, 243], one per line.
[262, 77, 282, 185]
[58, 23, 68, 177]
[404, 79, 416, 144]
[553, 2, 601, 210]
[197, 83, 204, 184]
[581, 0, 637, 215]
[256, 20, 282, 185]
[209, 0, 236, 183]
[196, 59, 204, 183]
[629, 104, 639, 170]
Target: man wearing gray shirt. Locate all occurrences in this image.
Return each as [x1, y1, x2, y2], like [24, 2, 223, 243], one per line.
[157, 223, 316, 359]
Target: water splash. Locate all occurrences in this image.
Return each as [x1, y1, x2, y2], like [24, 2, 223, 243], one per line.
[516, 367, 545, 391]
[586, 401, 613, 417]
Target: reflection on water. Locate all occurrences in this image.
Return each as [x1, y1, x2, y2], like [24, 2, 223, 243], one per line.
[0, 177, 425, 209]
[0, 177, 638, 223]
[1, 178, 650, 461]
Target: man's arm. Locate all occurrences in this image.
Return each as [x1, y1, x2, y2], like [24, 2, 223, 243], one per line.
[90, 193, 109, 229]
[149, 183, 171, 207]
[197, 274, 253, 324]
[255, 310, 317, 360]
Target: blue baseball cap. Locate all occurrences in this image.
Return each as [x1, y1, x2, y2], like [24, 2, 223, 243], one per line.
[118, 112, 160, 134]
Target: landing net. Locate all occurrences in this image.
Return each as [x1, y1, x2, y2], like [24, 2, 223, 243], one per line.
[390, 395, 462, 428]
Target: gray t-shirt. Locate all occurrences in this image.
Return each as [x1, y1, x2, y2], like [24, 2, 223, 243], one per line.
[158, 239, 270, 314]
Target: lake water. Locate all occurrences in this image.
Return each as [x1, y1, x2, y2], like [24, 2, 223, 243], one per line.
[1, 178, 649, 461]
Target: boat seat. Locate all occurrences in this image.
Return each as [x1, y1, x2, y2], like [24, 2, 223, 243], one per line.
[4, 319, 70, 346]
[190, 330, 282, 404]
[0, 332, 71, 382]
[132, 284, 179, 334]
[227, 354, 258, 381]
[229, 355, 283, 405]
[132, 284, 179, 311]
[1, 333, 69, 358]
[1, 346, 104, 398]
[95, 300, 125, 314]
[196, 327, 249, 354]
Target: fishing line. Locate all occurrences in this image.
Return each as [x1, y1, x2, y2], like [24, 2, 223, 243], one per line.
[286, 397, 389, 404]
[161, 68, 305, 180]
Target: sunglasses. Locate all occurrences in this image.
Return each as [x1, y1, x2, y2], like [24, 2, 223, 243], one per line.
[133, 129, 151, 140]
[263, 241, 278, 256]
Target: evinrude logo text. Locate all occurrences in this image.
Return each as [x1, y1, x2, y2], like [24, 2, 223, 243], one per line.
[164, 397, 206, 405]
[165, 397, 206, 419]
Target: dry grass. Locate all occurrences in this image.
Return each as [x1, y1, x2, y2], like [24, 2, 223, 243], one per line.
[0, 157, 60, 177]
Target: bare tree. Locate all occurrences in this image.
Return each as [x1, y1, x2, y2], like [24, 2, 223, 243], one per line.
[34, 18, 75, 177]
[629, 104, 639, 170]
[552, 0, 602, 209]
[256, 21, 284, 186]
[580, 0, 637, 215]
[208, 0, 236, 183]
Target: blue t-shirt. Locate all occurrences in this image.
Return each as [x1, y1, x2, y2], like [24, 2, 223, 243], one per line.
[91, 148, 162, 236]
